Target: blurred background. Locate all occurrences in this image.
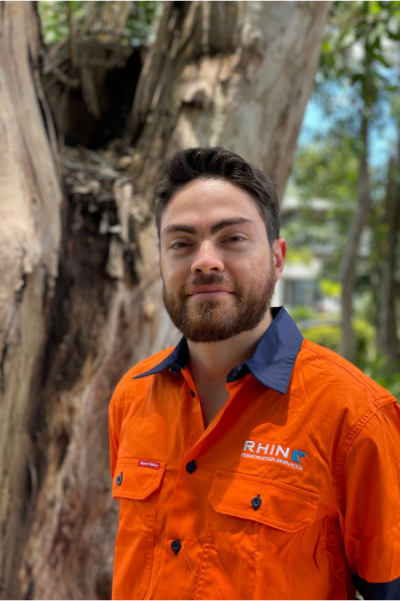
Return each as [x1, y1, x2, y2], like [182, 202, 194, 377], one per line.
[0, 1, 398, 599]
[275, 1, 400, 399]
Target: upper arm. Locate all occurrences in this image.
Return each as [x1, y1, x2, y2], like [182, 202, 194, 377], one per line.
[339, 400, 400, 594]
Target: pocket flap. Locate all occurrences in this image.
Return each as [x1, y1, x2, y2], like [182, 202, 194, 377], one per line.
[112, 458, 166, 500]
[209, 471, 319, 532]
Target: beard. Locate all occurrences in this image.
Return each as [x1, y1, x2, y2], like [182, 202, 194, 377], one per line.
[162, 263, 276, 343]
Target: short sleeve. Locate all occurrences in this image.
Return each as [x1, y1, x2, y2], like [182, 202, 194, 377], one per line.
[109, 387, 123, 479]
[339, 399, 400, 589]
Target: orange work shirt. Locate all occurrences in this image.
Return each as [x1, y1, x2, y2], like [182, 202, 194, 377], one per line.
[109, 307, 400, 600]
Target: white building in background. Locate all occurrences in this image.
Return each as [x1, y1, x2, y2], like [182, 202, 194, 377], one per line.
[272, 194, 341, 313]
[272, 259, 322, 308]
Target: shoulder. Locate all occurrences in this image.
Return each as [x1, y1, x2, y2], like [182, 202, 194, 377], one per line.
[292, 339, 398, 471]
[297, 338, 391, 403]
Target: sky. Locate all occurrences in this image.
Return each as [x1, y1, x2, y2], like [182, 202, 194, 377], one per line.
[299, 92, 397, 171]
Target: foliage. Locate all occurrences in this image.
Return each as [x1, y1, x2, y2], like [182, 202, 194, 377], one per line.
[38, 1, 80, 42]
[319, 278, 341, 298]
[290, 305, 316, 322]
[281, 218, 340, 258]
[301, 324, 341, 353]
[294, 132, 359, 206]
[290, 133, 359, 279]
[38, 1, 159, 46]
[126, 1, 159, 45]
[289, 1, 400, 369]
[285, 246, 314, 265]
[317, 1, 400, 126]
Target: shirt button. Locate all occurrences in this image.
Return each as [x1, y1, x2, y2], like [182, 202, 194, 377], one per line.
[189, 388, 196, 397]
[186, 459, 197, 474]
[171, 539, 181, 555]
[116, 472, 123, 486]
[252, 495, 262, 510]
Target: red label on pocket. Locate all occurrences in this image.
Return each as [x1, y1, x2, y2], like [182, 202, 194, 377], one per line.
[138, 460, 160, 470]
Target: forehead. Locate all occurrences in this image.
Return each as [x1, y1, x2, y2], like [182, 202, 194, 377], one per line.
[160, 178, 264, 232]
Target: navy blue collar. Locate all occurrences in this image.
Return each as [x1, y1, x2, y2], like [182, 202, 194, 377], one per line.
[133, 307, 303, 394]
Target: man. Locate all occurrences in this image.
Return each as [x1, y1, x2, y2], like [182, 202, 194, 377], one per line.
[109, 147, 400, 600]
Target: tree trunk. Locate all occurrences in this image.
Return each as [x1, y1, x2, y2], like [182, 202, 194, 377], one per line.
[340, 115, 372, 362]
[377, 151, 400, 363]
[0, 0, 62, 596]
[0, 2, 330, 599]
[127, 1, 331, 201]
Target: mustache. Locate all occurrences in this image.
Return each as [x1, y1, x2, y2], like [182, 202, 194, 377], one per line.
[183, 273, 237, 295]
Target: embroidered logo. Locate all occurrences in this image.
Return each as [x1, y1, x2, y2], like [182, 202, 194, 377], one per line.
[241, 440, 307, 471]
[138, 460, 160, 470]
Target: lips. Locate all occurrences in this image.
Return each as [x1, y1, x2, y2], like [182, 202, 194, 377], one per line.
[188, 285, 234, 297]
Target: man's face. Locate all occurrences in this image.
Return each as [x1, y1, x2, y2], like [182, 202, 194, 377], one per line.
[159, 178, 286, 343]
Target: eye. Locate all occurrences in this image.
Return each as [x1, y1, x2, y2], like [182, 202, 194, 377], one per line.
[170, 240, 192, 250]
[224, 235, 245, 243]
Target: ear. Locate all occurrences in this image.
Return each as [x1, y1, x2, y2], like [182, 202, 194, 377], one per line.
[273, 238, 286, 281]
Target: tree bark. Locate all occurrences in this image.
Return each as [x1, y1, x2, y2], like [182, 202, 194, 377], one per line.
[0, 0, 62, 596]
[377, 152, 400, 363]
[127, 1, 331, 201]
[0, 2, 330, 599]
[340, 115, 372, 362]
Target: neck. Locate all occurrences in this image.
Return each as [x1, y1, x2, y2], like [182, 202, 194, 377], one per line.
[187, 309, 273, 383]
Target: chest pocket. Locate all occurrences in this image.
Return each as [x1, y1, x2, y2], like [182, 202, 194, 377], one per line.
[194, 471, 320, 601]
[112, 458, 166, 601]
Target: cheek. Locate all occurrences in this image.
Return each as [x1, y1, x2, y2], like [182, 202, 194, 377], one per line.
[160, 255, 187, 286]
[227, 252, 271, 280]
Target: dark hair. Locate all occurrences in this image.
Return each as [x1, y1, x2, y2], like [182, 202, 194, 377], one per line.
[154, 147, 279, 245]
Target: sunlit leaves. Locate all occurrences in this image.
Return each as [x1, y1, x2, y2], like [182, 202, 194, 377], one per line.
[319, 0, 400, 107]
[38, 1, 159, 46]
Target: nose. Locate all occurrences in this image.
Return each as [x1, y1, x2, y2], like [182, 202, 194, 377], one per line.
[191, 240, 224, 274]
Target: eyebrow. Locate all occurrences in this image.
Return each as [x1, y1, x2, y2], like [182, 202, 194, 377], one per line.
[161, 218, 254, 237]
